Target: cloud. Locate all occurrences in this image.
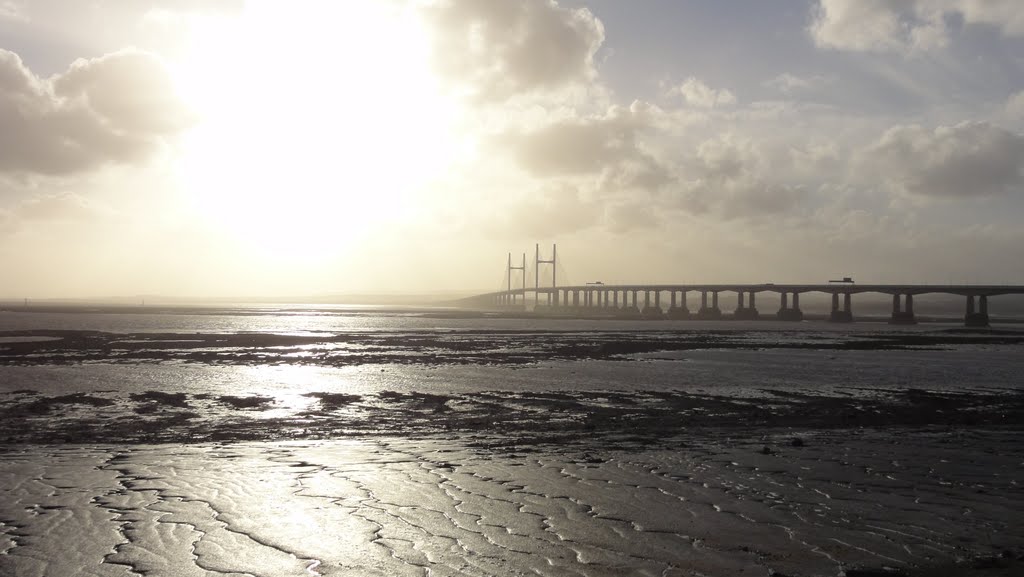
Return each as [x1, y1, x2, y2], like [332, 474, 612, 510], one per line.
[499, 184, 603, 238]
[863, 121, 1024, 197]
[0, 1, 25, 21]
[677, 77, 735, 108]
[764, 73, 833, 94]
[1008, 90, 1024, 120]
[16, 193, 108, 221]
[809, 0, 944, 53]
[494, 101, 672, 192]
[954, 0, 1024, 36]
[0, 190, 112, 236]
[673, 135, 809, 219]
[422, 0, 604, 102]
[809, 0, 1024, 54]
[0, 48, 192, 176]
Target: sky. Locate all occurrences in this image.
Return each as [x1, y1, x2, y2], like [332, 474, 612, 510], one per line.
[1, 0, 1023, 299]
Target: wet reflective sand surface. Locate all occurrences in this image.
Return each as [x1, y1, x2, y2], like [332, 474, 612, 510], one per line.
[2, 317, 1024, 575]
[2, 431, 1022, 577]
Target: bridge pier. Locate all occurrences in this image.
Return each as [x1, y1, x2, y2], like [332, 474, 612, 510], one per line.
[615, 290, 639, 318]
[829, 292, 854, 322]
[697, 290, 722, 319]
[964, 295, 990, 327]
[667, 290, 690, 319]
[889, 294, 917, 324]
[733, 290, 760, 320]
[642, 290, 664, 319]
[777, 291, 804, 321]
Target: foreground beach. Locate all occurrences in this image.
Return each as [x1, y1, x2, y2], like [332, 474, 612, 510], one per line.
[2, 429, 1022, 577]
[2, 322, 1024, 575]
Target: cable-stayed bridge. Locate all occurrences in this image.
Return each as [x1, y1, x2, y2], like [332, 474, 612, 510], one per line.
[461, 244, 1024, 327]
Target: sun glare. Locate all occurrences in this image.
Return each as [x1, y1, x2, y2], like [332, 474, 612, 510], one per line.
[172, 1, 460, 260]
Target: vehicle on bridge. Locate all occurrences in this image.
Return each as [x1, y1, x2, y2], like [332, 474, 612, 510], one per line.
[829, 277, 855, 283]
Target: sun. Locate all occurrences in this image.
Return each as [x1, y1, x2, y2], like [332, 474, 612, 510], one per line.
[171, 1, 461, 261]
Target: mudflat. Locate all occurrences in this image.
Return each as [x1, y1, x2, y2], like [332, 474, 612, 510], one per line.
[2, 429, 1022, 577]
[2, 325, 1023, 575]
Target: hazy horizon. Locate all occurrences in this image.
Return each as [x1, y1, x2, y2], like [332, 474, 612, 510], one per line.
[2, 0, 1023, 299]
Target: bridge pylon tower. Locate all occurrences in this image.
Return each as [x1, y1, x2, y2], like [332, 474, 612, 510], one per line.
[535, 243, 557, 306]
[507, 252, 526, 306]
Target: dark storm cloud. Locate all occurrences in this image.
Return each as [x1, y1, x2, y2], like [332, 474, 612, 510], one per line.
[0, 48, 193, 176]
[422, 0, 604, 101]
[865, 121, 1024, 198]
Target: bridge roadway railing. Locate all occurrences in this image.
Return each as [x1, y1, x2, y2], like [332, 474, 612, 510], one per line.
[464, 284, 1024, 327]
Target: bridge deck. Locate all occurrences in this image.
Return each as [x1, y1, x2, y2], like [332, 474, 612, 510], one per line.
[479, 284, 1024, 298]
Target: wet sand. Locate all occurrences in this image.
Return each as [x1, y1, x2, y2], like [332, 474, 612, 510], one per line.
[2, 327, 1024, 575]
[2, 430, 1022, 577]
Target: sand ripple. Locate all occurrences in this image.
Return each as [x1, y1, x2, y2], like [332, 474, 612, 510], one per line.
[1, 432, 1021, 576]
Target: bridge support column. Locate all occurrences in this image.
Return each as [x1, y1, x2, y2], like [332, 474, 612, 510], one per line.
[618, 290, 640, 318]
[964, 295, 990, 327]
[777, 291, 804, 321]
[643, 290, 664, 319]
[889, 294, 917, 324]
[829, 292, 854, 322]
[734, 290, 760, 320]
[698, 290, 722, 319]
[638, 291, 657, 319]
[668, 290, 691, 319]
[737, 291, 761, 323]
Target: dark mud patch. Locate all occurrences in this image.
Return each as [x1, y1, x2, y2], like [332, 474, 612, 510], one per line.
[3, 386, 1023, 446]
[304, 392, 361, 409]
[4, 393, 115, 416]
[130, 391, 190, 408]
[218, 395, 274, 410]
